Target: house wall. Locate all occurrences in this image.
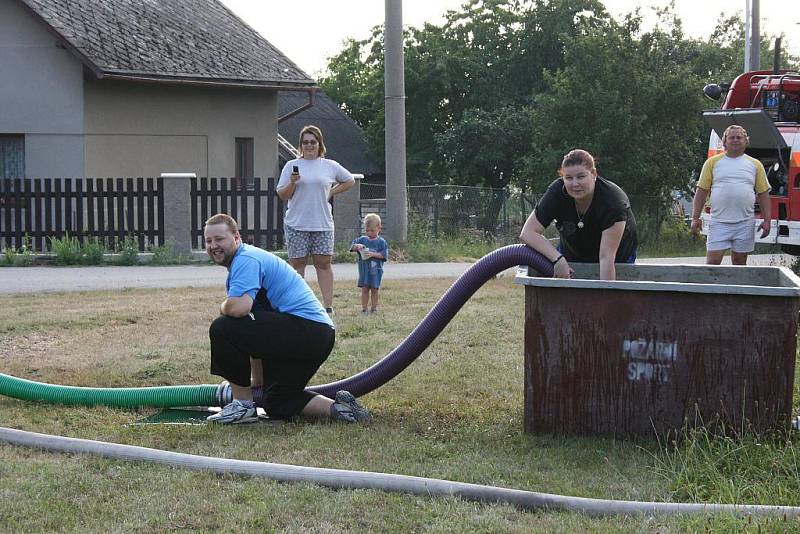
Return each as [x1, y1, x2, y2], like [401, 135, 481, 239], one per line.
[0, 0, 84, 177]
[84, 80, 278, 179]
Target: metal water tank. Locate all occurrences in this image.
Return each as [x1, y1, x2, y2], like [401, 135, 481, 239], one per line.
[516, 263, 800, 437]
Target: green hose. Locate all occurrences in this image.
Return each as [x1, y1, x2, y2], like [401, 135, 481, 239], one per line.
[0, 373, 229, 408]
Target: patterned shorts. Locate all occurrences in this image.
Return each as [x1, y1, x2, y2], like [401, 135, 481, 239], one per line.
[285, 226, 334, 258]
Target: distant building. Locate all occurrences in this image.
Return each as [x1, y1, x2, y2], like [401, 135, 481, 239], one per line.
[0, 0, 314, 180]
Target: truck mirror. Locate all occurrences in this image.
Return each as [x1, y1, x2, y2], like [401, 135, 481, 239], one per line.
[703, 84, 722, 101]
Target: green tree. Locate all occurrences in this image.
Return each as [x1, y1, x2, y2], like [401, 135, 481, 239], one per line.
[522, 9, 735, 198]
[435, 106, 531, 189]
[321, 32, 386, 166]
[320, 0, 609, 184]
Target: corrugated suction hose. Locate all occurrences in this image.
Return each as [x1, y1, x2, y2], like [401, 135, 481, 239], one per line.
[0, 373, 230, 408]
[300, 244, 552, 399]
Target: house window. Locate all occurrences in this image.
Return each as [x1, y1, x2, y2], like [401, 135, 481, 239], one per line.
[0, 135, 24, 179]
[235, 137, 254, 189]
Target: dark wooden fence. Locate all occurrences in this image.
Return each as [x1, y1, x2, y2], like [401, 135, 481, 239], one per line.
[191, 177, 283, 250]
[1, 177, 284, 252]
[0, 177, 164, 251]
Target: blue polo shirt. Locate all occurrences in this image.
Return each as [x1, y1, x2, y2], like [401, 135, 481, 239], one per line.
[226, 244, 334, 328]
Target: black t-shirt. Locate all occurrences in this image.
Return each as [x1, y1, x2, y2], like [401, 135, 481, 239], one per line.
[534, 177, 638, 263]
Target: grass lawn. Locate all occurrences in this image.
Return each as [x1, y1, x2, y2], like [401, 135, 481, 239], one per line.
[1, 278, 799, 532]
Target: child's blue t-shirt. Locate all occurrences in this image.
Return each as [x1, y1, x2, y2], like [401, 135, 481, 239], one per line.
[226, 243, 334, 328]
[351, 236, 388, 270]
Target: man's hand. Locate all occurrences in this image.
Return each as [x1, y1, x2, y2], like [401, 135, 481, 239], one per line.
[759, 218, 771, 239]
[690, 187, 710, 236]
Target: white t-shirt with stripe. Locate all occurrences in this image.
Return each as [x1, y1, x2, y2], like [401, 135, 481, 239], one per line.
[278, 157, 354, 231]
[697, 153, 770, 223]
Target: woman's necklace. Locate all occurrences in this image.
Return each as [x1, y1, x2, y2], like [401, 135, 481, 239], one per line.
[575, 199, 591, 229]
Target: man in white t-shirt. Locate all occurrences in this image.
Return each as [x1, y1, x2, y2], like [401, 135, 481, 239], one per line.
[690, 125, 771, 265]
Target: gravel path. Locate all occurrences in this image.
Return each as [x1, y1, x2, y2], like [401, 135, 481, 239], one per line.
[0, 254, 793, 295]
[0, 262, 480, 295]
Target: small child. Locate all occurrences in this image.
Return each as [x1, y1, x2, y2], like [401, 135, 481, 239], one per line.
[350, 213, 388, 314]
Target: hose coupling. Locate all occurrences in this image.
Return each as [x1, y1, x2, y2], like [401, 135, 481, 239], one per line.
[215, 381, 232, 407]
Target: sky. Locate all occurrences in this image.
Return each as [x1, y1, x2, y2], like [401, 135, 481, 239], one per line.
[220, 0, 799, 78]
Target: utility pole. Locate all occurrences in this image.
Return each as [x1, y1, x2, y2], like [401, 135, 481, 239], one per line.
[384, 0, 408, 242]
[744, 0, 750, 71]
[745, 0, 761, 71]
[750, 0, 760, 71]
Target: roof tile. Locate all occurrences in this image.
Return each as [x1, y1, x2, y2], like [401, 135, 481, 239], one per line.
[19, 0, 313, 86]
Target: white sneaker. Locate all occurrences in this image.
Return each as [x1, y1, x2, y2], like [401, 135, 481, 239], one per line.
[207, 399, 258, 424]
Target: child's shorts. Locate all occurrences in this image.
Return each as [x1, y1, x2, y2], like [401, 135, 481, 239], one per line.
[357, 260, 383, 289]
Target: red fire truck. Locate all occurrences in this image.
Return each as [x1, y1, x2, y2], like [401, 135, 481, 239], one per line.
[702, 70, 800, 252]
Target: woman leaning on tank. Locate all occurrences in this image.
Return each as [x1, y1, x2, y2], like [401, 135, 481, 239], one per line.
[520, 149, 638, 281]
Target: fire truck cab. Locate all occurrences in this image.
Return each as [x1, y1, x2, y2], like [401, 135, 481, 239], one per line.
[702, 70, 800, 253]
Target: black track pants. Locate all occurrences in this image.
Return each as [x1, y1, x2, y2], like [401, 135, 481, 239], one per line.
[209, 310, 335, 419]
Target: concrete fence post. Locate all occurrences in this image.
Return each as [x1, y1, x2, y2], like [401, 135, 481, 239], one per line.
[334, 174, 363, 244]
[160, 173, 195, 253]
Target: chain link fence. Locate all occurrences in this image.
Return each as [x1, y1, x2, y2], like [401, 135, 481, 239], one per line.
[361, 183, 532, 244]
[359, 182, 681, 248]
[408, 185, 523, 243]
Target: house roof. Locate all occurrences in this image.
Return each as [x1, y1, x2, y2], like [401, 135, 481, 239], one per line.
[278, 91, 382, 176]
[17, 0, 314, 88]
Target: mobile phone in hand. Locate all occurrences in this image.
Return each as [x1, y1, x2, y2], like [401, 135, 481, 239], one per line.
[292, 165, 299, 173]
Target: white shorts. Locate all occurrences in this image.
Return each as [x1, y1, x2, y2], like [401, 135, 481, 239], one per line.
[706, 219, 755, 253]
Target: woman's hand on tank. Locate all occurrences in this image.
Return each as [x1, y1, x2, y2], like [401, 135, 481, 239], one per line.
[553, 257, 573, 279]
